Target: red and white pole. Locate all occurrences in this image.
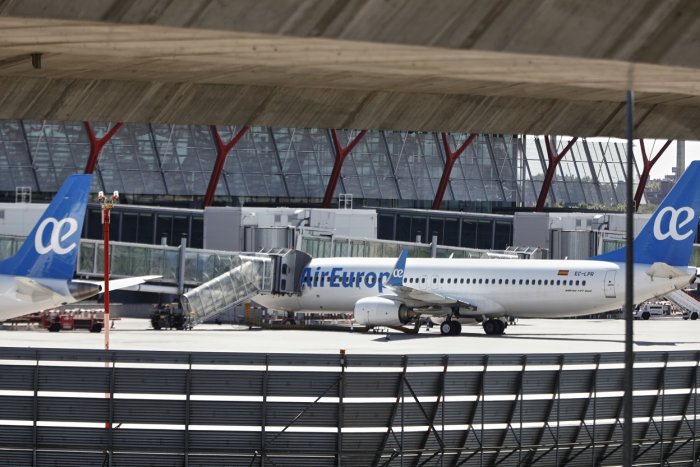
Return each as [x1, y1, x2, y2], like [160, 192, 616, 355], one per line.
[99, 190, 118, 430]
[99, 190, 118, 349]
[102, 205, 111, 351]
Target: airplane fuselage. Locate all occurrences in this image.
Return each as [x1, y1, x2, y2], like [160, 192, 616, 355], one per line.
[0, 275, 99, 321]
[253, 257, 695, 319]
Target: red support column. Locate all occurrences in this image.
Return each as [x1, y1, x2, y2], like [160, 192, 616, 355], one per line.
[203, 125, 250, 208]
[534, 136, 578, 211]
[322, 129, 367, 208]
[633, 139, 673, 211]
[432, 132, 477, 210]
[83, 122, 123, 174]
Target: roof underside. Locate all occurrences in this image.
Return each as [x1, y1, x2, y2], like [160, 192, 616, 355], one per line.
[0, 0, 698, 138]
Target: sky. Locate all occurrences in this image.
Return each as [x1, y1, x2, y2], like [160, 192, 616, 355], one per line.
[645, 140, 700, 179]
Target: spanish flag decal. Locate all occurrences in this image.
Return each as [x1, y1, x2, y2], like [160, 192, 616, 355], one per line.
[557, 270, 569, 276]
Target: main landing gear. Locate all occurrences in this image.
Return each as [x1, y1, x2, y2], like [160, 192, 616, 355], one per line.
[482, 318, 506, 335]
[440, 319, 462, 336]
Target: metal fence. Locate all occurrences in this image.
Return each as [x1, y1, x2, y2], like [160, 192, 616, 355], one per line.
[0, 347, 699, 466]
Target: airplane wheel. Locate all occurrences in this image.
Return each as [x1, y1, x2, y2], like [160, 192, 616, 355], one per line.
[451, 321, 462, 335]
[494, 320, 505, 335]
[692, 312, 698, 321]
[483, 320, 495, 335]
[440, 321, 453, 336]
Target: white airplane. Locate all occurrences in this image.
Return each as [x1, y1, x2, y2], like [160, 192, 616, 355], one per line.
[0, 174, 158, 322]
[254, 161, 700, 336]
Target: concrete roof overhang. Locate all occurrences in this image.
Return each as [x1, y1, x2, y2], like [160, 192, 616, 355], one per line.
[0, 3, 698, 138]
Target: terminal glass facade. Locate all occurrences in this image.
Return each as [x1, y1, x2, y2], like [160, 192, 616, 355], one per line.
[0, 120, 636, 210]
[523, 136, 638, 208]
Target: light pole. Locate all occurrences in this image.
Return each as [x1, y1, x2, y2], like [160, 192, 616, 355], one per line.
[98, 190, 119, 350]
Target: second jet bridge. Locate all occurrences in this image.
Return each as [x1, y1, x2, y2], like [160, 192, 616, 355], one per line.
[182, 249, 311, 327]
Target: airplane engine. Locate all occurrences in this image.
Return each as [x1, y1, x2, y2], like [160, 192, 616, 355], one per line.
[353, 297, 413, 326]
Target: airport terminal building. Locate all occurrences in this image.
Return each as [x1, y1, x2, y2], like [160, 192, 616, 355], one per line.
[0, 120, 635, 212]
[0, 2, 698, 464]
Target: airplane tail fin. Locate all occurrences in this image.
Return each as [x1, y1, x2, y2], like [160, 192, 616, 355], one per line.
[386, 248, 409, 287]
[592, 161, 700, 266]
[0, 174, 92, 280]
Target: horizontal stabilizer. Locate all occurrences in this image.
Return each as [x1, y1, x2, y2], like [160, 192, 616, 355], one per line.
[646, 262, 691, 280]
[73, 275, 161, 293]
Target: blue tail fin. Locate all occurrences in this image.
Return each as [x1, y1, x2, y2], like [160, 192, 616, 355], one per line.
[0, 174, 92, 279]
[592, 161, 700, 266]
[386, 248, 409, 287]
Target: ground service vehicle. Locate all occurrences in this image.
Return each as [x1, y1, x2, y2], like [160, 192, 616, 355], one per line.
[634, 302, 672, 320]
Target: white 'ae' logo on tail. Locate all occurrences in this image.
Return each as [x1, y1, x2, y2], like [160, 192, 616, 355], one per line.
[34, 217, 79, 255]
[392, 269, 404, 278]
[653, 207, 696, 241]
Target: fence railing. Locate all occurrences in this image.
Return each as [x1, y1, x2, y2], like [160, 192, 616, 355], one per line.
[0, 347, 698, 466]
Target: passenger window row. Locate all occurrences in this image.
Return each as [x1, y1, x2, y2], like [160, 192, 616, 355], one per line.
[403, 277, 587, 287]
[313, 275, 587, 288]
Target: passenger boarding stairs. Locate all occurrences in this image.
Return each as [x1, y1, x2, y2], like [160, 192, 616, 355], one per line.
[182, 249, 310, 327]
[664, 289, 700, 320]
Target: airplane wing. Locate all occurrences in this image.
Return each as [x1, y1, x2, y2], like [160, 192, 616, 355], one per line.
[380, 249, 479, 311]
[73, 275, 161, 293]
[380, 285, 476, 309]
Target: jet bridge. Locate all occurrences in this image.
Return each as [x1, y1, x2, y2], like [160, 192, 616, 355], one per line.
[182, 249, 311, 327]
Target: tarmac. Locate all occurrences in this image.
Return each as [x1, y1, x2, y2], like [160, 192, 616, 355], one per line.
[1, 316, 699, 356]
